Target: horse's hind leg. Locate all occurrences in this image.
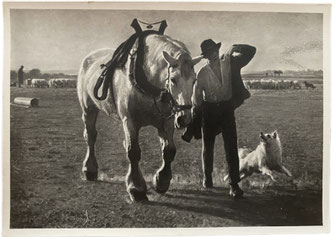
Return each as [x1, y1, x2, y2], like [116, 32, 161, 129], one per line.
[153, 121, 176, 194]
[122, 118, 148, 202]
[82, 106, 99, 181]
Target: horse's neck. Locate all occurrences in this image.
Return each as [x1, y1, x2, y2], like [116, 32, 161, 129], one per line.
[142, 35, 185, 88]
[143, 56, 167, 89]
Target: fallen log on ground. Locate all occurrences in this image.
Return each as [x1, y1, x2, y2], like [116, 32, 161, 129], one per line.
[13, 97, 39, 107]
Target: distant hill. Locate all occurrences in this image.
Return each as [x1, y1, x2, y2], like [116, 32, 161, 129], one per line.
[242, 69, 323, 79]
[11, 68, 323, 81]
[44, 69, 78, 75]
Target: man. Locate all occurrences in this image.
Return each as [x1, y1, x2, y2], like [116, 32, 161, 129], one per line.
[18, 65, 24, 88]
[182, 39, 256, 198]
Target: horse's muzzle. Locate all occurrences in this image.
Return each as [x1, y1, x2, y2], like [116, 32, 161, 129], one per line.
[174, 110, 192, 129]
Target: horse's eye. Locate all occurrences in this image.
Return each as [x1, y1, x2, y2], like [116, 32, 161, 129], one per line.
[171, 64, 178, 69]
[171, 78, 177, 84]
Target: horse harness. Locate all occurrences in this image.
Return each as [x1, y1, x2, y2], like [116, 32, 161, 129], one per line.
[94, 19, 192, 119]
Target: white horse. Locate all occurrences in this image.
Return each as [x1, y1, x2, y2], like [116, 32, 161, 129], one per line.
[77, 34, 202, 202]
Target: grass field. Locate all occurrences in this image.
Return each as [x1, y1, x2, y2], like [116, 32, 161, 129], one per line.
[9, 82, 323, 228]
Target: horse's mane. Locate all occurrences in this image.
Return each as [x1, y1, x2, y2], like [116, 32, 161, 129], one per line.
[145, 34, 190, 60]
[143, 34, 191, 85]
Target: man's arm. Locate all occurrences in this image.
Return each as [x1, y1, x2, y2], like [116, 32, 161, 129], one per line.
[223, 44, 256, 69]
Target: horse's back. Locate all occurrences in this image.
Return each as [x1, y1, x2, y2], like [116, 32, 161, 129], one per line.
[77, 48, 115, 112]
[81, 49, 114, 73]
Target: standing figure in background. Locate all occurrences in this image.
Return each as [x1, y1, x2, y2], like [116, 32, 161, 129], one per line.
[17, 65, 24, 88]
[182, 39, 256, 198]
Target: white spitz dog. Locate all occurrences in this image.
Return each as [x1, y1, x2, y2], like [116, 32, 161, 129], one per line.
[224, 131, 292, 182]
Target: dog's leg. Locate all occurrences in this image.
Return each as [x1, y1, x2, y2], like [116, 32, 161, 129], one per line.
[225, 171, 248, 182]
[261, 167, 276, 181]
[280, 166, 293, 177]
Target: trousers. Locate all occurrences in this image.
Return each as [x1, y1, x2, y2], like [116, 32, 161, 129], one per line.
[195, 101, 241, 185]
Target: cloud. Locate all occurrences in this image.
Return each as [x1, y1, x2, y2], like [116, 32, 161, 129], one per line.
[279, 58, 306, 70]
[277, 40, 322, 70]
[281, 40, 322, 57]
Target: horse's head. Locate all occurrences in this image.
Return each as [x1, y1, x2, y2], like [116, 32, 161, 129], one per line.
[162, 51, 202, 129]
[144, 35, 202, 128]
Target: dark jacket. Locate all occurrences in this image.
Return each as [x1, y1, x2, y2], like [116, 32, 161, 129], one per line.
[223, 44, 256, 109]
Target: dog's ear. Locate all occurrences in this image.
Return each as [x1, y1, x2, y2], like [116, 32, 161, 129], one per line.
[273, 130, 278, 139]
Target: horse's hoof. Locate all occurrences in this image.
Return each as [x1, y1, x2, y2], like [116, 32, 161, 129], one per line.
[129, 189, 148, 202]
[83, 171, 98, 181]
[153, 174, 170, 194]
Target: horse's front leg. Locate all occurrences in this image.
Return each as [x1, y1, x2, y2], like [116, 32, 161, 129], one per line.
[122, 118, 148, 202]
[153, 120, 176, 194]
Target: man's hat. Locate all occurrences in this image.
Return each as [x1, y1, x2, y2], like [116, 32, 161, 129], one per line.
[200, 39, 221, 56]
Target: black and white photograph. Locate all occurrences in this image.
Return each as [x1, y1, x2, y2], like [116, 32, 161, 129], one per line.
[2, 1, 332, 236]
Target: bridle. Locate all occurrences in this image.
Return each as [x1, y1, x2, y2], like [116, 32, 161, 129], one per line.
[153, 65, 192, 119]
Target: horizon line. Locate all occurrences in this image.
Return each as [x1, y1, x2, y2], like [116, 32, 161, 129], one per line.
[10, 68, 323, 74]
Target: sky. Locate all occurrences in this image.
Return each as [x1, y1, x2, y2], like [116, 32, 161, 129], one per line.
[10, 9, 323, 73]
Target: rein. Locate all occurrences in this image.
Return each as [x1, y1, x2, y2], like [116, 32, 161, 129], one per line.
[128, 56, 192, 119]
[152, 66, 192, 119]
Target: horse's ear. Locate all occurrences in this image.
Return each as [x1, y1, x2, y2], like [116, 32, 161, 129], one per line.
[162, 51, 177, 66]
[192, 55, 203, 65]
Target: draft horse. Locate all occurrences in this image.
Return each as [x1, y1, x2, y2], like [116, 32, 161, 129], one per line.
[77, 20, 202, 202]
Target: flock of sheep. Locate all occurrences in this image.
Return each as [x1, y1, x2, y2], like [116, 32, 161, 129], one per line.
[243, 79, 309, 90]
[23, 78, 315, 90]
[26, 78, 77, 88]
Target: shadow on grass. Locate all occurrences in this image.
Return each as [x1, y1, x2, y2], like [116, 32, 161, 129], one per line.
[146, 187, 322, 226]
